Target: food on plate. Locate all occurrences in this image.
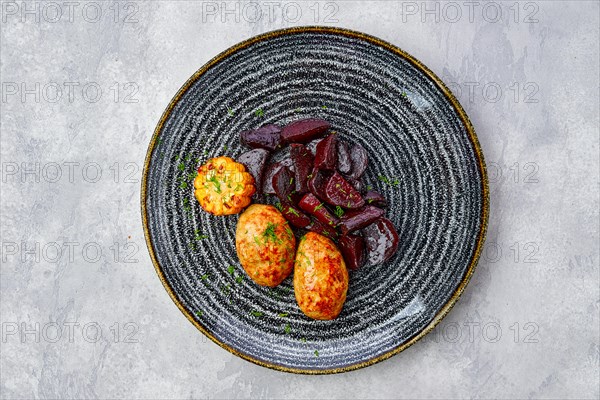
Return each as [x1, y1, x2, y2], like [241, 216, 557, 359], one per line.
[191, 118, 400, 319]
[362, 217, 399, 265]
[348, 143, 368, 179]
[363, 190, 387, 208]
[237, 148, 270, 194]
[272, 166, 295, 204]
[306, 218, 338, 239]
[323, 172, 365, 209]
[281, 203, 312, 229]
[240, 124, 282, 151]
[336, 141, 352, 174]
[338, 234, 366, 270]
[338, 206, 384, 235]
[314, 133, 338, 170]
[298, 193, 339, 227]
[294, 232, 349, 320]
[281, 118, 330, 143]
[235, 204, 296, 287]
[307, 167, 329, 201]
[290, 144, 313, 193]
[194, 156, 255, 215]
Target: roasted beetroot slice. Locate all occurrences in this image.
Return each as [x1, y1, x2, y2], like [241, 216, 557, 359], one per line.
[298, 193, 339, 228]
[262, 162, 284, 194]
[307, 137, 325, 156]
[363, 218, 399, 265]
[314, 134, 337, 171]
[237, 149, 270, 192]
[240, 124, 282, 151]
[281, 204, 311, 229]
[337, 141, 352, 174]
[290, 144, 314, 194]
[338, 206, 384, 235]
[348, 178, 365, 194]
[272, 166, 295, 204]
[324, 172, 365, 209]
[339, 234, 366, 270]
[307, 219, 338, 240]
[348, 143, 368, 179]
[307, 167, 329, 201]
[364, 191, 387, 207]
[281, 119, 330, 143]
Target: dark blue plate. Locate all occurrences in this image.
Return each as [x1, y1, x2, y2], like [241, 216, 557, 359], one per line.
[141, 27, 489, 374]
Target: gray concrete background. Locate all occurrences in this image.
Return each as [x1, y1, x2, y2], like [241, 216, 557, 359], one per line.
[1, 1, 598, 399]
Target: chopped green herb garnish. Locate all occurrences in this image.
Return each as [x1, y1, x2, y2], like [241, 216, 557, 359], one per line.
[227, 265, 235, 275]
[287, 207, 299, 217]
[274, 202, 283, 211]
[177, 162, 185, 171]
[278, 312, 289, 317]
[195, 310, 203, 316]
[253, 236, 262, 246]
[367, 185, 373, 190]
[284, 323, 291, 334]
[321, 105, 328, 109]
[221, 284, 231, 295]
[194, 230, 208, 240]
[227, 107, 234, 116]
[201, 274, 209, 281]
[334, 206, 344, 218]
[263, 222, 281, 244]
[250, 310, 263, 317]
[223, 145, 228, 151]
[294, 107, 302, 112]
[208, 175, 222, 193]
[313, 203, 324, 212]
[314, 350, 319, 357]
[300, 337, 307, 343]
[255, 108, 264, 117]
[235, 275, 243, 283]
[179, 181, 188, 189]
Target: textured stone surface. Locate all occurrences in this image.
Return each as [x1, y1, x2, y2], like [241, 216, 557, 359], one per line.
[1, 1, 598, 398]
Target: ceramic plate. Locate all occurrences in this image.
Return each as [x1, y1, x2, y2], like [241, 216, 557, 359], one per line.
[141, 27, 489, 374]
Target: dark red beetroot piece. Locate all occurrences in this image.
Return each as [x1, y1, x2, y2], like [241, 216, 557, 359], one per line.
[364, 191, 387, 207]
[339, 234, 366, 270]
[306, 137, 325, 156]
[262, 162, 291, 194]
[314, 134, 337, 170]
[338, 206, 384, 235]
[362, 217, 399, 265]
[237, 149, 270, 192]
[281, 204, 311, 229]
[348, 143, 368, 179]
[290, 144, 314, 194]
[240, 124, 282, 151]
[336, 141, 352, 174]
[298, 193, 339, 227]
[307, 219, 338, 240]
[324, 172, 365, 209]
[272, 166, 295, 204]
[307, 167, 330, 201]
[281, 119, 330, 143]
[348, 178, 364, 194]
